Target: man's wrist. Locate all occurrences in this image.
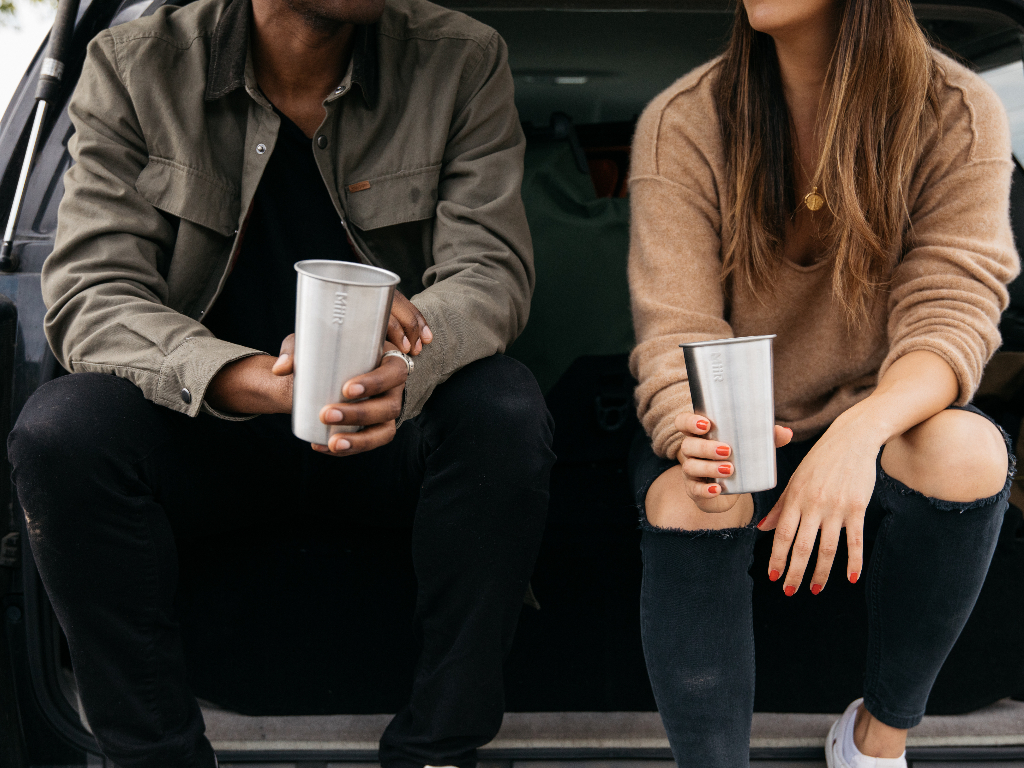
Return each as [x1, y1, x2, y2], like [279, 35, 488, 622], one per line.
[206, 354, 291, 415]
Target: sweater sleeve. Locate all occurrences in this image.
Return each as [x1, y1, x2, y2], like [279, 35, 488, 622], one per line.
[881, 72, 1020, 402]
[628, 71, 733, 460]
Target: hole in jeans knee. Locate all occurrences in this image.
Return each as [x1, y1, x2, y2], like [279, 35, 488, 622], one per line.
[640, 514, 756, 539]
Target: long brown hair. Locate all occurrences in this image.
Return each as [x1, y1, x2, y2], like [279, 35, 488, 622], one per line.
[715, 0, 940, 322]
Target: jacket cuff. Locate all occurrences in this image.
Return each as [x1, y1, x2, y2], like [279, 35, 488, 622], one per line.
[398, 340, 441, 425]
[154, 335, 263, 417]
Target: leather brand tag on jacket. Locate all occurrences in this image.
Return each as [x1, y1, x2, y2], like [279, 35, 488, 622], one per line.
[348, 180, 371, 193]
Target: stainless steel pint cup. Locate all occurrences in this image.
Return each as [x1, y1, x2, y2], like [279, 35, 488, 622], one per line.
[680, 335, 777, 495]
[292, 260, 400, 445]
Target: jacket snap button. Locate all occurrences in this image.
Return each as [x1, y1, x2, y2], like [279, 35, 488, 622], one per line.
[256, 143, 267, 155]
[180, 388, 192, 404]
[316, 135, 328, 149]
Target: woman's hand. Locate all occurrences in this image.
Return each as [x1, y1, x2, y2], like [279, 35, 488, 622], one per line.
[675, 412, 793, 513]
[756, 413, 879, 595]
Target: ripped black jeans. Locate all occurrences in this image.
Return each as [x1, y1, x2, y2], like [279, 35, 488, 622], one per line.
[630, 404, 1014, 768]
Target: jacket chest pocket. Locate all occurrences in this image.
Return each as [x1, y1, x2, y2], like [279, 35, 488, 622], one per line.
[136, 157, 240, 237]
[343, 164, 441, 231]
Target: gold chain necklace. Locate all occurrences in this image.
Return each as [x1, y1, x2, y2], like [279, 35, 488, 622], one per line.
[795, 147, 825, 212]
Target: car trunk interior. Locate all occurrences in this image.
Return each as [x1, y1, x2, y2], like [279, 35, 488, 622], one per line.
[3, 0, 1024, 764]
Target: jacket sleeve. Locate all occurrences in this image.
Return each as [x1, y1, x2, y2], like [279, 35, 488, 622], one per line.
[881, 76, 1020, 402]
[400, 30, 534, 423]
[42, 31, 260, 417]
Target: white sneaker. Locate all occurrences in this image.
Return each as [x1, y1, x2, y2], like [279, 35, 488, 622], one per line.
[826, 698, 907, 768]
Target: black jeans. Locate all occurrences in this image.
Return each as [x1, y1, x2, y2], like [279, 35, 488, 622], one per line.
[8, 354, 554, 768]
[630, 405, 1014, 768]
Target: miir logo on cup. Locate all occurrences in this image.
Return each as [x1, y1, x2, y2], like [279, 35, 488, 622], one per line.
[711, 352, 724, 382]
[332, 291, 348, 325]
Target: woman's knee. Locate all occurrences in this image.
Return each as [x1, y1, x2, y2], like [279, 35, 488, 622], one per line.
[881, 409, 1009, 503]
[644, 465, 755, 531]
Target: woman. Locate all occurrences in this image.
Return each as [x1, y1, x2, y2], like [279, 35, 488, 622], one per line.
[627, 0, 1019, 765]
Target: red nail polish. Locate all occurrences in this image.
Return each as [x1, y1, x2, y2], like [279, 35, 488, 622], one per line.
[849, 572, 859, 584]
[769, 569, 780, 581]
[696, 419, 709, 431]
[708, 484, 720, 495]
[811, 583, 823, 595]
[784, 585, 796, 597]
[716, 445, 730, 457]
[756, 517, 766, 529]
[718, 464, 732, 475]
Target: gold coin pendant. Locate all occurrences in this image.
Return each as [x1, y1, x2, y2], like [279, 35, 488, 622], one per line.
[804, 187, 825, 212]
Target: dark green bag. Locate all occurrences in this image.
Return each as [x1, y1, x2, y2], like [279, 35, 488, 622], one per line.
[509, 141, 634, 393]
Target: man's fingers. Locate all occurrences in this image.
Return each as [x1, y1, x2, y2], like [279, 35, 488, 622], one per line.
[846, 518, 865, 585]
[272, 334, 296, 376]
[320, 388, 403, 427]
[342, 355, 408, 399]
[390, 291, 431, 356]
[311, 420, 399, 456]
[386, 315, 408, 353]
[809, 522, 842, 594]
[782, 517, 819, 596]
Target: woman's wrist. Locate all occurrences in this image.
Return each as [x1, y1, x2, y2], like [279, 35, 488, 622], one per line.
[830, 397, 893, 452]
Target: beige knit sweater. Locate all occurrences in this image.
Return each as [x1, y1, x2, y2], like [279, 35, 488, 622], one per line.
[629, 51, 1021, 460]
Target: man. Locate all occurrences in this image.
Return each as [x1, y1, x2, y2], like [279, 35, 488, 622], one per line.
[7, 0, 554, 763]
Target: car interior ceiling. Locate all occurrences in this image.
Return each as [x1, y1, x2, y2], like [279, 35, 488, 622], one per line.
[17, 0, 1022, 725]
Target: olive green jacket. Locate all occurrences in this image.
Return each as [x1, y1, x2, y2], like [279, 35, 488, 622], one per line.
[43, 0, 533, 422]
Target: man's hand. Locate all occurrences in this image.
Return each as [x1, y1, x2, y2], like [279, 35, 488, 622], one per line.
[312, 341, 409, 456]
[205, 347, 293, 415]
[387, 291, 432, 356]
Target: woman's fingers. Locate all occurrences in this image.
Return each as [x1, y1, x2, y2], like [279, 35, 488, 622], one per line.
[781, 514, 820, 595]
[774, 425, 794, 448]
[846, 517, 864, 585]
[808, 521, 842, 594]
[675, 411, 712, 436]
[679, 435, 732, 461]
[680, 457, 733, 480]
[686, 477, 726, 499]
[767, 502, 802, 587]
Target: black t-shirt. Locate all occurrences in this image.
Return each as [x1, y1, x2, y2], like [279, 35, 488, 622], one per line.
[205, 109, 355, 356]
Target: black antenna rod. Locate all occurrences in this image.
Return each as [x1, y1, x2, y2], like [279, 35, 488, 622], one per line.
[0, 0, 82, 273]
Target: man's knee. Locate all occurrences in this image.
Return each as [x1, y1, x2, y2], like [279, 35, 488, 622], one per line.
[9, 373, 155, 485]
[881, 408, 1009, 502]
[432, 355, 553, 446]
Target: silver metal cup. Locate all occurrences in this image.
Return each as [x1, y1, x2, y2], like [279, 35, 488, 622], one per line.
[680, 335, 777, 495]
[292, 260, 400, 445]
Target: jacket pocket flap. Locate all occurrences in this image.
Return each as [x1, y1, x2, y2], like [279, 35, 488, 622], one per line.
[136, 158, 240, 237]
[344, 164, 441, 232]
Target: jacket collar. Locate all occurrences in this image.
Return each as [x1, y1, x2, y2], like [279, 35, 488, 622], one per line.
[204, 0, 379, 108]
